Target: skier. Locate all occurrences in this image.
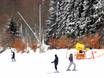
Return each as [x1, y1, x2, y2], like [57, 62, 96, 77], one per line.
[67, 53, 76, 71]
[51, 54, 59, 72]
[11, 50, 16, 62]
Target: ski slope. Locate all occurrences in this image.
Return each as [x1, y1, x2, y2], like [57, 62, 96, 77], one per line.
[0, 48, 104, 78]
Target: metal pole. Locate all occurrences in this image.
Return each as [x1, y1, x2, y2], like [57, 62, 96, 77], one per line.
[39, 4, 42, 44]
[39, 4, 43, 53]
[20, 24, 25, 42]
[17, 12, 41, 44]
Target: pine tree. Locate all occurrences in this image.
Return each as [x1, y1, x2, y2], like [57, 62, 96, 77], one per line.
[8, 18, 19, 36]
[46, 0, 58, 39]
[46, 0, 71, 40]
[0, 17, 20, 53]
[46, 0, 104, 42]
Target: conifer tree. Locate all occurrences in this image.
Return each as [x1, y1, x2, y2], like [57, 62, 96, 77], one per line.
[8, 18, 18, 35]
[46, 0, 104, 41]
[0, 17, 20, 53]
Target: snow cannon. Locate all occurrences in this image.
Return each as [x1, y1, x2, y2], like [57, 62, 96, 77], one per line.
[75, 43, 85, 51]
[76, 50, 86, 59]
[75, 43, 86, 59]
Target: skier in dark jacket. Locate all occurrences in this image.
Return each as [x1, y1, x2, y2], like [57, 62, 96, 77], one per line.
[11, 50, 16, 62]
[51, 54, 59, 72]
[67, 53, 76, 71]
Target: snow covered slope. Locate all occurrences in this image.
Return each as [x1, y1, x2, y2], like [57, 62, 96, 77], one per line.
[0, 49, 104, 78]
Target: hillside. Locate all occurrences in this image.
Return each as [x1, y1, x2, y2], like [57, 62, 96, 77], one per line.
[0, 48, 104, 78]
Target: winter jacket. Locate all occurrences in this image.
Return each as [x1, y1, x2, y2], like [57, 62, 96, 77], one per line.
[69, 54, 73, 62]
[11, 52, 15, 59]
[52, 55, 58, 65]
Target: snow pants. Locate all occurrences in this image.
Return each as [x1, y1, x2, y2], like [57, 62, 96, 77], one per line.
[54, 63, 58, 71]
[67, 62, 76, 70]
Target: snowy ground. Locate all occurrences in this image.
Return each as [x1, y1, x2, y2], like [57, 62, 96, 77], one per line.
[0, 48, 104, 78]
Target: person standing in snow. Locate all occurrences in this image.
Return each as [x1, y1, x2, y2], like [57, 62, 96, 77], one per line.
[51, 54, 59, 72]
[11, 50, 16, 62]
[67, 53, 76, 71]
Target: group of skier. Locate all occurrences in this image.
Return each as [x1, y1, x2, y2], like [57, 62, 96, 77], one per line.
[10, 49, 77, 72]
[51, 53, 76, 72]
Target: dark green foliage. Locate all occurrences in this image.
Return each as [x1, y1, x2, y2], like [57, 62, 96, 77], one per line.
[8, 18, 18, 35]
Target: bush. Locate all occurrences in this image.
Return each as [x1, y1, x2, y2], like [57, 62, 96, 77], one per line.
[48, 33, 102, 49]
[76, 33, 101, 49]
[48, 36, 75, 49]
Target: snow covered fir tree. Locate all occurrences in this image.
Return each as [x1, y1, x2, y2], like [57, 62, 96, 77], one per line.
[0, 17, 24, 53]
[46, 0, 104, 49]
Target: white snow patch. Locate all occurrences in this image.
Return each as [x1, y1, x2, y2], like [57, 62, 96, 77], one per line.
[0, 48, 104, 78]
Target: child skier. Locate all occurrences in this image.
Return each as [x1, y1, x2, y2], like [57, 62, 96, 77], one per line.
[51, 54, 59, 72]
[67, 53, 76, 71]
[11, 50, 16, 62]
